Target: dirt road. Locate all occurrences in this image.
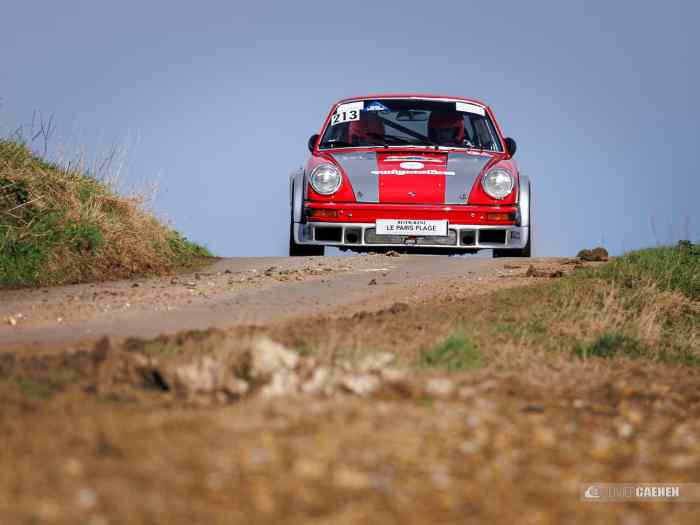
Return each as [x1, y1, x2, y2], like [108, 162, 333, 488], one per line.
[2, 254, 699, 524]
[0, 254, 555, 353]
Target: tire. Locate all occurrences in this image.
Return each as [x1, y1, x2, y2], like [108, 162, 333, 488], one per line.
[288, 217, 324, 257]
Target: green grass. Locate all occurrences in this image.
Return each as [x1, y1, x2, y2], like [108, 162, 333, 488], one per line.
[141, 341, 183, 357]
[573, 332, 648, 359]
[15, 378, 57, 400]
[166, 231, 212, 264]
[420, 330, 484, 370]
[424, 244, 700, 370]
[594, 241, 700, 300]
[292, 340, 317, 357]
[572, 331, 700, 366]
[1, 139, 212, 287]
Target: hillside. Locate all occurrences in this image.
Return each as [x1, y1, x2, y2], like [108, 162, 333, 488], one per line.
[0, 140, 210, 287]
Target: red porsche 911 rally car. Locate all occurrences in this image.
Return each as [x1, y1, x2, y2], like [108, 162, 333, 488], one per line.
[289, 94, 531, 257]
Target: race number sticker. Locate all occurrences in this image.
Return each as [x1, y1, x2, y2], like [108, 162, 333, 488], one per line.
[456, 102, 486, 116]
[331, 101, 363, 126]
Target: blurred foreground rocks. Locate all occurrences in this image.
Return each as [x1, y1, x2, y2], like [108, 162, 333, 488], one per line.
[95, 336, 420, 403]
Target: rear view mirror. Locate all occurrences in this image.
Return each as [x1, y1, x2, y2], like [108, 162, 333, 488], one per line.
[308, 134, 319, 153]
[504, 137, 517, 157]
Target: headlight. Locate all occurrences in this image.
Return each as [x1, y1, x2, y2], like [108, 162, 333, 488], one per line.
[309, 164, 342, 195]
[481, 168, 514, 199]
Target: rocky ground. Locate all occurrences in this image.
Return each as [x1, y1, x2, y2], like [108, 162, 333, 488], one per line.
[1, 252, 699, 524]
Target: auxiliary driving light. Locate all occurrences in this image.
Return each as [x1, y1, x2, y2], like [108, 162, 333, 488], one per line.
[486, 212, 515, 221]
[306, 208, 339, 218]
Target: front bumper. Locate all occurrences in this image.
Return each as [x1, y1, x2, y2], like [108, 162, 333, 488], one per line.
[293, 221, 529, 250]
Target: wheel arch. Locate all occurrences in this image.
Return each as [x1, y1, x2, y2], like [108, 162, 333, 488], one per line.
[290, 169, 305, 223]
[518, 174, 531, 228]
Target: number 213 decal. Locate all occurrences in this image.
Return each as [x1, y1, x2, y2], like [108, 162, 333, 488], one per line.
[331, 109, 360, 126]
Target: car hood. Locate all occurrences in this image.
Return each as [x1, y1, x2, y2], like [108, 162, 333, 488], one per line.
[330, 150, 496, 204]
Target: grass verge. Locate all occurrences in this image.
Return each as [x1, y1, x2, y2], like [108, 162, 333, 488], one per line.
[595, 242, 699, 300]
[260, 243, 699, 372]
[488, 244, 699, 367]
[0, 140, 211, 287]
[420, 330, 483, 370]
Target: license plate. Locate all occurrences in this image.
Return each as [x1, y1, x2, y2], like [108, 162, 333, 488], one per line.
[375, 219, 448, 236]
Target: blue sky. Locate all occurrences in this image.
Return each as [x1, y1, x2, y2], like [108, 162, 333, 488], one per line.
[1, 0, 698, 256]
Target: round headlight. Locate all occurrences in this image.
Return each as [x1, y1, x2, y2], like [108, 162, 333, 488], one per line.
[481, 168, 514, 199]
[309, 164, 342, 195]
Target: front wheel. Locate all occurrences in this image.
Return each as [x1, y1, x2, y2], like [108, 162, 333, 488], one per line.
[289, 219, 324, 257]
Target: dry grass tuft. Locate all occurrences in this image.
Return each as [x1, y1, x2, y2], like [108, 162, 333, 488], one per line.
[549, 280, 698, 358]
[0, 140, 211, 287]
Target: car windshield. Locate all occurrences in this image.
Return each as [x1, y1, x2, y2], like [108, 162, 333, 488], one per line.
[318, 99, 503, 151]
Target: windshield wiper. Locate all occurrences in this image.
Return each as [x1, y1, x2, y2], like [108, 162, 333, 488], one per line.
[319, 139, 353, 148]
[462, 139, 493, 152]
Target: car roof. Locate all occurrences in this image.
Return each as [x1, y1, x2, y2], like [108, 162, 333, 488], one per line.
[334, 93, 490, 109]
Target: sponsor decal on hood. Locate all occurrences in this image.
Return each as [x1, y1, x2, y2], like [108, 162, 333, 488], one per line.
[399, 161, 424, 170]
[384, 156, 443, 163]
[370, 169, 456, 176]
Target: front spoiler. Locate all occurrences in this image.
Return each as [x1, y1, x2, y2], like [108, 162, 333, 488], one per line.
[293, 221, 529, 250]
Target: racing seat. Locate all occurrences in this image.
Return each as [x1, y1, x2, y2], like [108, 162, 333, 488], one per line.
[348, 112, 385, 145]
[428, 111, 465, 145]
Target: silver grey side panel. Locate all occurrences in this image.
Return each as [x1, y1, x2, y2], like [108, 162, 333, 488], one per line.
[330, 152, 378, 202]
[518, 174, 531, 227]
[444, 153, 491, 204]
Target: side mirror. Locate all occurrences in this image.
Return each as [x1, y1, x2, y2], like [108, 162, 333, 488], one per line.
[504, 137, 517, 157]
[308, 134, 319, 153]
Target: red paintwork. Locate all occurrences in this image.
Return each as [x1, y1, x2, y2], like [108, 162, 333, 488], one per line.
[305, 94, 519, 213]
[467, 158, 519, 206]
[376, 151, 447, 204]
[305, 153, 356, 202]
[305, 202, 517, 225]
